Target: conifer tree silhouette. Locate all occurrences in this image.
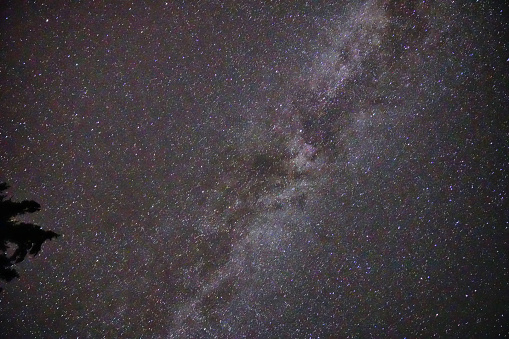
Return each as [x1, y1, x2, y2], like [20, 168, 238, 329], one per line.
[0, 182, 59, 292]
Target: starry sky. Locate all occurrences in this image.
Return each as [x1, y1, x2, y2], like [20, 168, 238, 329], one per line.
[0, 0, 507, 337]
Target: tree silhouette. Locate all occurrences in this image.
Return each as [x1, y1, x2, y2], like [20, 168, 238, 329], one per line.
[0, 182, 59, 292]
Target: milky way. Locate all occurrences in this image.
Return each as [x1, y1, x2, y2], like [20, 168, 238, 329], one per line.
[0, 1, 507, 337]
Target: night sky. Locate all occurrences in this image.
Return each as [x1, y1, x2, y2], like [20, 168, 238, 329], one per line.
[0, 1, 507, 337]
